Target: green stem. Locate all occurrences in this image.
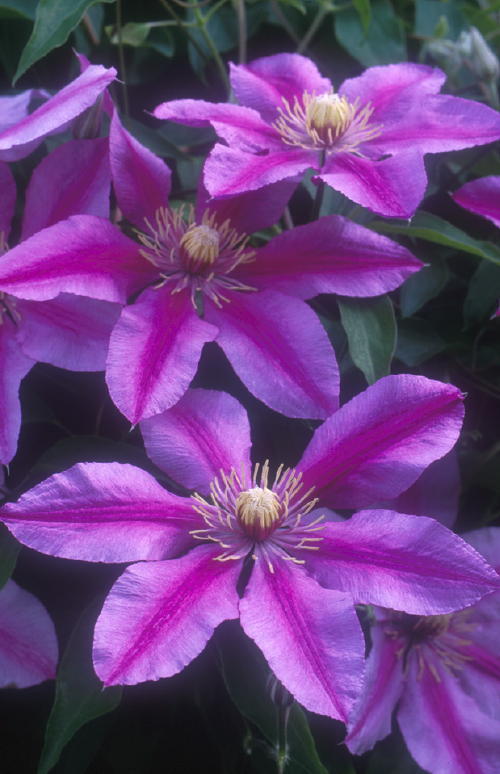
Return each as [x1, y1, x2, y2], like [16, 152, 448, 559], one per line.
[270, 0, 300, 43]
[297, 2, 328, 54]
[193, 3, 231, 93]
[233, 0, 247, 63]
[276, 702, 291, 774]
[157, 0, 210, 66]
[116, 0, 129, 115]
[310, 151, 326, 221]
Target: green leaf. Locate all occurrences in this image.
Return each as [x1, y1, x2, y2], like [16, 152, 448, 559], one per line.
[400, 259, 450, 317]
[0, 524, 20, 589]
[0, 0, 37, 19]
[395, 318, 447, 366]
[218, 625, 330, 774]
[371, 212, 500, 265]
[414, 0, 465, 38]
[463, 261, 500, 325]
[14, 0, 115, 83]
[334, 0, 406, 67]
[352, 0, 372, 33]
[338, 295, 396, 384]
[37, 602, 122, 774]
[106, 21, 151, 47]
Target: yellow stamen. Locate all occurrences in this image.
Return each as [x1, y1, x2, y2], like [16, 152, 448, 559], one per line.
[236, 486, 281, 533]
[180, 224, 220, 266]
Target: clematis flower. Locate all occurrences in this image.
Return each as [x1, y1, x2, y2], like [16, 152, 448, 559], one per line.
[346, 527, 500, 774]
[1, 377, 498, 721]
[452, 175, 500, 228]
[154, 53, 500, 218]
[0, 579, 58, 688]
[0, 113, 422, 424]
[0, 63, 116, 161]
[0, 139, 120, 465]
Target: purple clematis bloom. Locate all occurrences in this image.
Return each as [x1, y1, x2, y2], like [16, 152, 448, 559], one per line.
[0, 113, 422, 424]
[0, 62, 116, 161]
[154, 54, 500, 218]
[0, 579, 58, 688]
[452, 175, 500, 228]
[346, 527, 500, 774]
[0, 377, 498, 721]
[0, 140, 120, 465]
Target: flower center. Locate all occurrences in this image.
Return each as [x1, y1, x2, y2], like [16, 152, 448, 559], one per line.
[179, 224, 220, 271]
[273, 90, 382, 155]
[235, 486, 281, 541]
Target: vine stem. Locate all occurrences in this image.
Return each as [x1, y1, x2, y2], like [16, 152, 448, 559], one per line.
[233, 0, 247, 63]
[116, 0, 129, 115]
[193, 2, 231, 94]
[310, 151, 326, 221]
[297, 2, 328, 54]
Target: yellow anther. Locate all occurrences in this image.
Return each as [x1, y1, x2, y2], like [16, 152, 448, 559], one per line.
[306, 93, 354, 138]
[236, 487, 281, 532]
[180, 224, 220, 266]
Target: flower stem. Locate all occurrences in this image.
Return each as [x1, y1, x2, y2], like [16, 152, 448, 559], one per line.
[233, 0, 247, 63]
[193, 3, 231, 94]
[115, 0, 129, 115]
[276, 701, 291, 774]
[297, 2, 328, 54]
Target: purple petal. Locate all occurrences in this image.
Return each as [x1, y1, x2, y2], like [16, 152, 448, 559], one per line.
[206, 290, 339, 419]
[346, 624, 405, 754]
[141, 388, 252, 494]
[298, 374, 464, 508]
[0, 65, 116, 160]
[398, 654, 500, 774]
[0, 320, 34, 464]
[319, 151, 427, 218]
[110, 112, 171, 229]
[204, 144, 314, 198]
[305, 510, 498, 614]
[1, 462, 199, 562]
[0, 215, 153, 303]
[153, 100, 279, 152]
[196, 179, 296, 235]
[0, 580, 58, 688]
[229, 54, 331, 122]
[239, 215, 422, 299]
[465, 527, 500, 573]
[106, 288, 218, 424]
[16, 295, 121, 372]
[240, 559, 364, 720]
[452, 176, 500, 228]
[0, 90, 43, 133]
[378, 94, 500, 155]
[340, 63, 446, 122]
[21, 138, 110, 239]
[93, 545, 240, 685]
[0, 162, 16, 238]
[389, 452, 460, 528]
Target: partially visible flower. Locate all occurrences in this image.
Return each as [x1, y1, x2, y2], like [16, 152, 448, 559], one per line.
[452, 175, 500, 228]
[346, 528, 500, 774]
[0, 140, 120, 465]
[154, 53, 500, 218]
[459, 27, 500, 84]
[0, 114, 422, 424]
[0, 378, 497, 720]
[0, 579, 58, 688]
[0, 63, 116, 161]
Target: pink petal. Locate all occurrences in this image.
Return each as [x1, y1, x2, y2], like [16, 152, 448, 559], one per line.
[0, 65, 116, 159]
[298, 374, 464, 508]
[1, 462, 199, 562]
[346, 624, 405, 754]
[389, 451, 459, 528]
[206, 290, 339, 419]
[0, 580, 58, 688]
[0, 215, 154, 303]
[196, 179, 296, 235]
[0, 162, 16, 238]
[305, 510, 498, 614]
[229, 54, 331, 122]
[153, 99, 279, 152]
[141, 388, 252, 494]
[16, 295, 121, 372]
[452, 176, 500, 228]
[0, 320, 33, 464]
[239, 215, 422, 298]
[398, 655, 500, 774]
[239, 559, 364, 721]
[110, 111, 172, 229]
[319, 151, 427, 218]
[204, 144, 314, 198]
[106, 288, 218, 424]
[21, 137, 111, 239]
[93, 545, 241, 685]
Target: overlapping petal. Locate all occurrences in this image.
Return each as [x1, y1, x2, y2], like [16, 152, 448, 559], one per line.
[93, 545, 240, 686]
[298, 374, 464, 508]
[390, 452, 459, 528]
[239, 559, 364, 721]
[0, 162, 16, 238]
[0, 580, 58, 688]
[141, 388, 252, 494]
[1, 462, 199, 562]
[0, 320, 34, 464]
[239, 215, 422, 298]
[106, 288, 218, 424]
[304, 510, 498, 614]
[452, 176, 500, 228]
[0, 215, 154, 303]
[206, 290, 339, 419]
